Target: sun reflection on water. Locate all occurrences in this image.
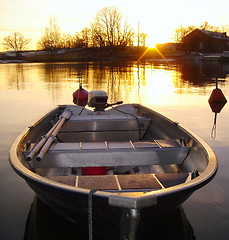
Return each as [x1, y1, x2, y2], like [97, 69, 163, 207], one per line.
[0, 62, 228, 111]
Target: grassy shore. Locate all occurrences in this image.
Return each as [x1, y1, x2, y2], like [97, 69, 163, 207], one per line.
[0, 46, 184, 63]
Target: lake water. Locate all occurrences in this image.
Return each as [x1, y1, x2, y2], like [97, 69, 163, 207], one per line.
[1, 60, 229, 239]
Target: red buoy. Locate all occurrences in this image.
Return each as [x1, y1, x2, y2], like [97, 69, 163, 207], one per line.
[208, 88, 227, 113]
[73, 85, 88, 106]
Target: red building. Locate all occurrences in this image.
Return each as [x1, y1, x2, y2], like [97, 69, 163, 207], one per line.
[183, 29, 229, 53]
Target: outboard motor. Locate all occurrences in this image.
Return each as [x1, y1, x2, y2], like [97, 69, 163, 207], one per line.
[88, 90, 108, 111]
[88, 90, 123, 111]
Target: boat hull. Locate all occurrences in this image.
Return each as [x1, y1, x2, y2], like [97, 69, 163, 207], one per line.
[26, 177, 193, 220]
[25, 195, 196, 240]
[9, 103, 218, 239]
[25, 177, 193, 239]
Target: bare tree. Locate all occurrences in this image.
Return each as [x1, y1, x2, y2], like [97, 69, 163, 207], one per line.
[90, 21, 106, 47]
[60, 33, 79, 50]
[80, 27, 91, 47]
[38, 16, 61, 53]
[60, 30, 91, 51]
[91, 7, 134, 47]
[199, 21, 221, 32]
[72, 33, 85, 48]
[2, 32, 31, 58]
[140, 33, 147, 47]
[60, 33, 72, 50]
[173, 25, 197, 43]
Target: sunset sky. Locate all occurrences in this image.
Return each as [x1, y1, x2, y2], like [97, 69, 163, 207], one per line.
[1, 0, 229, 51]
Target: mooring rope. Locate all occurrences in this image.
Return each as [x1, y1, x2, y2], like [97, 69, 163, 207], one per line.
[88, 188, 98, 240]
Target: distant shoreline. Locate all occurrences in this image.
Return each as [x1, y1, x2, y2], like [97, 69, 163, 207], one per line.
[1, 46, 228, 64]
[0, 46, 185, 63]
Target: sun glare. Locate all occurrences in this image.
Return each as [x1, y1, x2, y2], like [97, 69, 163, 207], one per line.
[146, 30, 174, 48]
[148, 42, 156, 49]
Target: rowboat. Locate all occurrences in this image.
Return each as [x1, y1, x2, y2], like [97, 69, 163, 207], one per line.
[9, 90, 217, 239]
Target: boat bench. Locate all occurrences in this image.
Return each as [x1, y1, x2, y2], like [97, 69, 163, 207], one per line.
[58, 111, 152, 141]
[46, 173, 190, 191]
[25, 139, 190, 168]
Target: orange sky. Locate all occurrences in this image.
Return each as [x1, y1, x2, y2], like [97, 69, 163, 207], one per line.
[1, 0, 229, 51]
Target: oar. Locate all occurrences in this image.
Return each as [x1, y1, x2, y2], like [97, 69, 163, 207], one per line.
[36, 110, 71, 161]
[27, 118, 62, 161]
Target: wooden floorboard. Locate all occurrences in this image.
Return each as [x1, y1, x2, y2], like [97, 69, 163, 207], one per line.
[155, 173, 189, 188]
[117, 174, 162, 190]
[78, 175, 119, 190]
[46, 176, 76, 186]
[45, 173, 189, 190]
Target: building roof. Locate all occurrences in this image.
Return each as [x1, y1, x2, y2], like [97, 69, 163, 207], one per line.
[199, 29, 229, 40]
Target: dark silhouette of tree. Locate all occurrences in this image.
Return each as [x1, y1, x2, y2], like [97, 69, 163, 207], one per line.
[199, 21, 221, 32]
[2, 32, 31, 58]
[173, 25, 197, 43]
[59, 28, 91, 51]
[91, 6, 134, 47]
[140, 33, 147, 47]
[60, 33, 73, 50]
[38, 16, 61, 53]
[60, 33, 84, 50]
[80, 27, 91, 47]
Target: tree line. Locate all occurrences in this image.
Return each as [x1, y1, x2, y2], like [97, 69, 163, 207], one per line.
[2, 7, 147, 56]
[2, 5, 229, 57]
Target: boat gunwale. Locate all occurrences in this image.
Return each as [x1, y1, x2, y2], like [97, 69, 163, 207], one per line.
[9, 104, 218, 209]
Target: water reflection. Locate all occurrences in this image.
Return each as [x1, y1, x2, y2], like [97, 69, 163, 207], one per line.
[180, 62, 229, 85]
[24, 196, 195, 240]
[4, 64, 26, 90]
[3, 61, 229, 93]
[1, 61, 228, 117]
[175, 62, 229, 95]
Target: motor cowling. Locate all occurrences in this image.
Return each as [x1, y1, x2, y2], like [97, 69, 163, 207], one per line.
[88, 90, 108, 111]
[73, 86, 88, 107]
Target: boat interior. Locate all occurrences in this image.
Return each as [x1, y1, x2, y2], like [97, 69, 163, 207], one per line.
[21, 103, 207, 192]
